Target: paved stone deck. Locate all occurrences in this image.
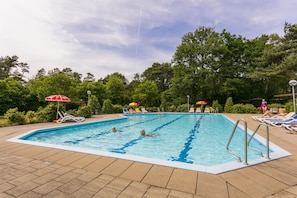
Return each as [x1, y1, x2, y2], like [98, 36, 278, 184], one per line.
[0, 113, 297, 197]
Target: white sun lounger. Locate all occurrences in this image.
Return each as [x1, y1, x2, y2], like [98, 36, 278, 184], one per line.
[141, 108, 148, 113]
[252, 112, 295, 122]
[281, 120, 297, 131]
[264, 115, 297, 127]
[195, 108, 201, 113]
[57, 111, 85, 123]
[204, 107, 210, 113]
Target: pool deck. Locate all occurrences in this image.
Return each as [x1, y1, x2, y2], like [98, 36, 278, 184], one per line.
[0, 113, 297, 198]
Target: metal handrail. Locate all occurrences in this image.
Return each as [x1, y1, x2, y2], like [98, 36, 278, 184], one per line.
[226, 118, 248, 164]
[227, 119, 270, 166]
[248, 123, 270, 159]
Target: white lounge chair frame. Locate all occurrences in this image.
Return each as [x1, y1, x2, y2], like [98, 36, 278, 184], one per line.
[57, 111, 85, 123]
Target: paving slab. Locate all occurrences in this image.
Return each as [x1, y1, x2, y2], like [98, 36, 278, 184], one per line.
[166, 168, 197, 194]
[197, 172, 228, 198]
[142, 165, 174, 188]
[0, 113, 297, 197]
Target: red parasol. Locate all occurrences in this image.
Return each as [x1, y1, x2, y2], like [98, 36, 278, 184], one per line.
[45, 95, 71, 119]
[196, 101, 207, 105]
[45, 95, 71, 102]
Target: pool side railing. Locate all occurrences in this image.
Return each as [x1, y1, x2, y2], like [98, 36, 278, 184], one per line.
[226, 118, 270, 165]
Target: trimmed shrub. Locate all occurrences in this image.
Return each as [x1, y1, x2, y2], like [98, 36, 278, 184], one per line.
[211, 100, 223, 113]
[25, 110, 38, 124]
[268, 103, 284, 108]
[113, 104, 124, 113]
[176, 104, 188, 112]
[89, 95, 101, 114]
[4, 108, 26, 125]
[231, 104, 258, 113]
[167, 105, 177, 112]
[66, 109, 77, 116]
[146, 107, 160, 112]
[285, 100, 297, 113]
[36, 103, 57, 122]
[76, 106, 92, 118]
[102, 99, 113, 114]
[224, 97, 233, 113]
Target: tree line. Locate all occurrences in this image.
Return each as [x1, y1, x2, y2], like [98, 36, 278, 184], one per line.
[1, 23, 297, 116]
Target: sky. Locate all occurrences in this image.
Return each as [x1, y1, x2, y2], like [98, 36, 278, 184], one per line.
[1, 0, 296, 81]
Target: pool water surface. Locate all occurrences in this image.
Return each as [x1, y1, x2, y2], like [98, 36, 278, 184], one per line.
[9, 113, 291, 174]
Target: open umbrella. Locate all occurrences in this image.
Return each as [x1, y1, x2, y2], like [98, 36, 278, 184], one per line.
[196, 100, 208, 112]
[45, 95, 71, 119]
[196, 101, 207, 105]
[129, 102, 139, 107]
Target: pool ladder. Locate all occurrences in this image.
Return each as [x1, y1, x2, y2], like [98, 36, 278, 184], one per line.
[226, 118, 270, 165]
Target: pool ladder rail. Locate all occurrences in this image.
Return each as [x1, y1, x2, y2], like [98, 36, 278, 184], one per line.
[226, 118, 270, 165]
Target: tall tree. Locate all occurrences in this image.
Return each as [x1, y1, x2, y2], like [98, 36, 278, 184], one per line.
[103, 72, 128, 84]
[246, 23, 297, 96]
[105, 75, 127, 104]
[83, 72, 95, 82]
[132, 80, 160, 107]
[27, 72, 78, 102]
[0, 78, 28, 114]
[142, 62, 173, 93]
[171, 27, 259, 104]
[77, 80, 106, 105]
[0, 55, 29, 82]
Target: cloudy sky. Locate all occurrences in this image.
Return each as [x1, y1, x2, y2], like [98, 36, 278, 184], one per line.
[1, 0, 296, 81]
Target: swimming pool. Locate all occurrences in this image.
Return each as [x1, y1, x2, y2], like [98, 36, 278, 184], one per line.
[9, 113, 291, 174]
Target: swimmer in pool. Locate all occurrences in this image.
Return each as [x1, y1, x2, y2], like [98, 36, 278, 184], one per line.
[111, 127, 122, 134]
[140, 129, 157, 137]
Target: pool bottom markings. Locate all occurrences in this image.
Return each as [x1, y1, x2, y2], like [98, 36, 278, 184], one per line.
[170, 116, 202, 164]
[110, 115, 186, 154]
[63, 115, 165, 145]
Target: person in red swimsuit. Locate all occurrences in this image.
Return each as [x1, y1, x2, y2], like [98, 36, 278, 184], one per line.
[260, 99, 268, 113]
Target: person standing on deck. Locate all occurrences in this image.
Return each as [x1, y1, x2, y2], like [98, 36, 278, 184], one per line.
[260, 99, 268, 113]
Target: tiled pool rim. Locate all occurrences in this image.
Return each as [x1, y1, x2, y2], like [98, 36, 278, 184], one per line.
[7, 114, 292, 174]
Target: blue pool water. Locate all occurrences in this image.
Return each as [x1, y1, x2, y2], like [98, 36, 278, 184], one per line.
[10, 113, 291, 174]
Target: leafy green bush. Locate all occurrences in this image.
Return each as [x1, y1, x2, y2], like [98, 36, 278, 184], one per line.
[4, 108, 26, 125]
[76, 106, 92, 118]
[284, 100, 297, 113]
[268, 103, 285, 108]
[25, 110, 38, 124]
[65, 109, 77, 116]
[89, 95, 101, 114]
[167, 105, 177, 112]
[176, 104, 188, 112]
[146, 107, 159, 112]
[102, 99, 113, 114]
[211, 100, 222, 113]
[230, 104, 258, 113]
[36, 103, 57, 122]
[112, 104, 124, 113]
[224, 97, 233, 113]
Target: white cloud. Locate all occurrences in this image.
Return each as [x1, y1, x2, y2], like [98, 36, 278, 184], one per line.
[0, 0, 296, 81]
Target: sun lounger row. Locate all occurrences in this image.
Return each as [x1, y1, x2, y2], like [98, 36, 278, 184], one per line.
[123, 107, 148, 114]
[189, 107, 210, 113]
[252, 112, 297, 132]
[252, 112, 295, 122]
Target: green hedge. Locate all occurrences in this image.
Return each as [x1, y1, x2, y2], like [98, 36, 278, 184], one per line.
[230, 104, 258, 113]
[4, 108, 26, 125]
